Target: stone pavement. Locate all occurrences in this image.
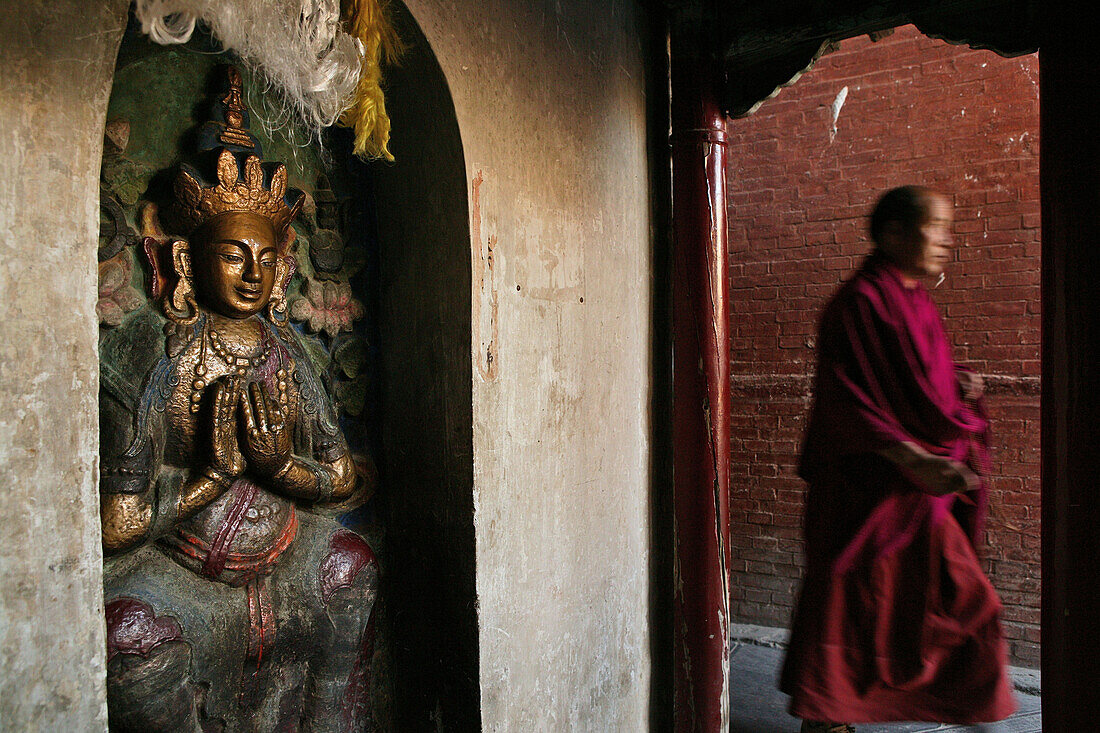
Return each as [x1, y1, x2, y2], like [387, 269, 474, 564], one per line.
[729, 629, 1041, 733]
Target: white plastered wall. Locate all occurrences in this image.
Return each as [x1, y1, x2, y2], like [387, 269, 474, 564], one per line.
[0, 1, 129, 729]
[402, 1, 654, 728]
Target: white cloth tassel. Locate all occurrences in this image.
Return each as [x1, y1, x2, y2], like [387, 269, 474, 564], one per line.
[145, 11, 198, 45]
[132, 0, 362, 143]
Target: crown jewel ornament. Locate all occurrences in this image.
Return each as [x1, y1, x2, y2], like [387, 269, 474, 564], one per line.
[161, 66, 303, 238]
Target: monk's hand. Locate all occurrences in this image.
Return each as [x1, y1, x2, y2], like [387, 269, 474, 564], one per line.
[957, 370, 984, 402]
[881, 441, 980, 496]
[913, 454, 979, 496]
[239, 381, 292, 478]
[208, 377, 246, 484]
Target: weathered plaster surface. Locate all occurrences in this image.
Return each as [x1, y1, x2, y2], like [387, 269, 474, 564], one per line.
[402, 1, 653, 728]
[0, 2, 127, 729]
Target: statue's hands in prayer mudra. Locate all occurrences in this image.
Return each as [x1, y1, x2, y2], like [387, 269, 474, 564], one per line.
[240, 381, 295, 478]
[100, 67, 377, 732]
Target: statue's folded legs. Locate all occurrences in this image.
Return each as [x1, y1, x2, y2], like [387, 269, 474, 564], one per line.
[105, 518, 377, 732]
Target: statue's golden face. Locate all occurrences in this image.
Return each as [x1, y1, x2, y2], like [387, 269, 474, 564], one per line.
[191, 212, 280, 318]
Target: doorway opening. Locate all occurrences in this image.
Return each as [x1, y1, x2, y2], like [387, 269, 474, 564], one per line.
[723, 24, 1040, 731]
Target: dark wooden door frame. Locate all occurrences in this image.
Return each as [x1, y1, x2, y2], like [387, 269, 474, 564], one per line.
[1038, 7, 1098, 729]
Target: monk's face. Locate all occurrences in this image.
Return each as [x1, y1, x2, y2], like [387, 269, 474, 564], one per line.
[190, 212, 279, 318]
[883, 193, 954, 279]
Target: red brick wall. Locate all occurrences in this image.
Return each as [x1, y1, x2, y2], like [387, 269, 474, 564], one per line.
[725, 25, 1041, 666]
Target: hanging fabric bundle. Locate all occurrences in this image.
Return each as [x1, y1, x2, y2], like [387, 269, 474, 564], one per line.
[339, 0, 404, 161]
[132, 0, 401, 161]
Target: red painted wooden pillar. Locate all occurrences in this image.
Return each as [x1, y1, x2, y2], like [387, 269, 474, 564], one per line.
[669, 29, 732, 733]
[1040, 5, 1100, 729]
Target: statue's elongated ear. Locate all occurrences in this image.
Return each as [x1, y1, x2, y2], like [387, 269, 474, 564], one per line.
[139, 203, 174, 300]
[278, 221, 297, 256]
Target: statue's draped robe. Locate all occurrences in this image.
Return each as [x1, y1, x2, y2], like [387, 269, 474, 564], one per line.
[779, 253, 1015, 724]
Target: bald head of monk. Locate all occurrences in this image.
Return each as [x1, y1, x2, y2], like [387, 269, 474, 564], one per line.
[870, 185, 954, 283]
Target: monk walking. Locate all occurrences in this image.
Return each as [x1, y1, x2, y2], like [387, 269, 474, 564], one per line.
[779, 186, 1016, 733]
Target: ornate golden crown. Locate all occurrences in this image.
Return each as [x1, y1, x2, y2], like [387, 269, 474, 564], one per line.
[160, 67, 303, 238]
[164, 150, 303, 236]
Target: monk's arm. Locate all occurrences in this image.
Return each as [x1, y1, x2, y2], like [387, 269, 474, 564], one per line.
[954, 364, 985, 403]
[877, 441, 978, 496]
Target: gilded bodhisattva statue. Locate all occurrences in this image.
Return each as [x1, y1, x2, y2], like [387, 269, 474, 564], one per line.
[100, 69, 378, 732]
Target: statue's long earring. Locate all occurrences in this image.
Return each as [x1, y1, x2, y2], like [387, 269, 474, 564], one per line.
[267, 290, 289, 326]
[164, 240, 200, 360]
[267, 255, 292, 327]
[167, 240, 199, 326]
[268, 254, 294, 411]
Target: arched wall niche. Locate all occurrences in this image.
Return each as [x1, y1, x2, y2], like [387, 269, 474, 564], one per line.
[8, 0, 656, 729]
[91, 2, 476, 730]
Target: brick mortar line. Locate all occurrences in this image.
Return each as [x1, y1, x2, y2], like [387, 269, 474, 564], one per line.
[730, 373, 1041, 397]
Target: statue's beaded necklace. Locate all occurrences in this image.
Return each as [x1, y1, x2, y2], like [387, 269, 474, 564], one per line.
[209, 326, 271, 372]
[187, 315, 292, 413]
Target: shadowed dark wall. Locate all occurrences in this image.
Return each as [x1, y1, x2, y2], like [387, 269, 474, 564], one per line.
[1040, 6, 1100, 727]
[370, 3, 479, 728]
